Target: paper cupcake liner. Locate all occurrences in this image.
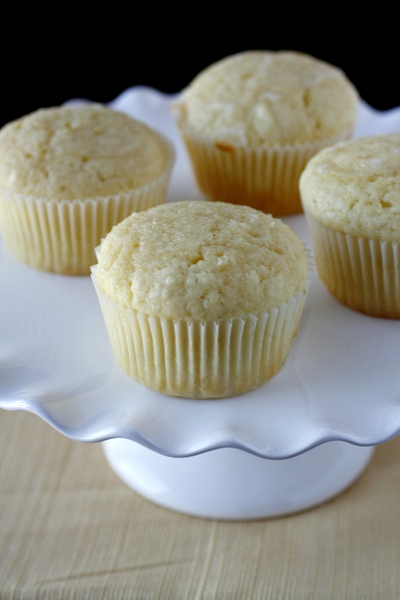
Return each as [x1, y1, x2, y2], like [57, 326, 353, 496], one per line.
[305, 211, 400, 318]
[91, 263, 311, 399]
[0, 139, 175, 275]
[173, 107, 352, 216]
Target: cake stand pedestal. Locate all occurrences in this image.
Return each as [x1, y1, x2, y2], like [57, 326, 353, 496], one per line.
[102, 438, 374, 520]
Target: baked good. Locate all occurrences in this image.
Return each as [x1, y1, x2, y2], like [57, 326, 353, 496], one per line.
[92, 200, 311, 398]
[0, 104, 175, 275]
[172, 50, 359, 216]
[300, 133, 400, 318]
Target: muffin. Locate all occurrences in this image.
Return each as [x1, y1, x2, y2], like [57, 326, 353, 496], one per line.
[0, 104, 175, 275]
[92, 200, 311, 399]
[172, 50, 359, 216]
[300, 133, 400, 318]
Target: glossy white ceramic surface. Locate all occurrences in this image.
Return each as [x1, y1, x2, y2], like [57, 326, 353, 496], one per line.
[1, 89, 399, 518]
[1, 89, 400, 458]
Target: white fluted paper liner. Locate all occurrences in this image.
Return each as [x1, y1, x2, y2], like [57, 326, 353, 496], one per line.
[305, 211, 400, 318]
[91, 258, 312, 399]
[173, 105, 352, 216]
[0, 138, 175, 275]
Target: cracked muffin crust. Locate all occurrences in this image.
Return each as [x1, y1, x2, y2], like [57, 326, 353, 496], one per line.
[96, 200, 308, 320]
[0, 105, 169, 199]
[300, 134, 400, 241]
[176, 51, 358, 148]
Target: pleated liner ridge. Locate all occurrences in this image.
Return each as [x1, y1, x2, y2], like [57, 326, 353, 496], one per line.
[91, 266, 309, 399]
[0, 141, 175, 275]
[177, 125, 353, 216]
[306, 212, 400, 319]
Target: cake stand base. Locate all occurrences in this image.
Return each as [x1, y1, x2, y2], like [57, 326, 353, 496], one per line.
[102, 439, 374, 520]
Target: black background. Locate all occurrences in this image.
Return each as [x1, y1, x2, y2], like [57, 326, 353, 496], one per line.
[1, 12, 398, 129]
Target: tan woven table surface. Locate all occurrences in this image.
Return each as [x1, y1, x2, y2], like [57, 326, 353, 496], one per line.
[1, 409, 399, 600]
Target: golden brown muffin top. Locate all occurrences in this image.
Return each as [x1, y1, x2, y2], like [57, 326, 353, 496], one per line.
[300, 134, 400, 242]
[0, 104, 171, 200]
[173, 51, 359, 147]
[96, 200, 308, 321]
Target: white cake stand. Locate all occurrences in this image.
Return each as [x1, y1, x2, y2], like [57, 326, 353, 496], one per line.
[101, 440, 374, 519]
[1, 88, 400, 519]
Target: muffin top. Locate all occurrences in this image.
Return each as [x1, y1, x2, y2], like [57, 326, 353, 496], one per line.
[96, 200, 308, 321]
[0, 104, 171, 200]
[173, 51, 359, 147]
[300, 134, 400, 242]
